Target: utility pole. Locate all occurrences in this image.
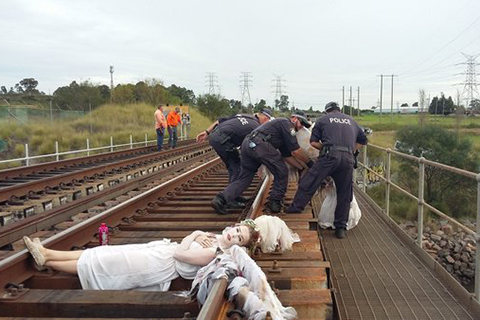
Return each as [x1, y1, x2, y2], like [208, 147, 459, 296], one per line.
[240, 72, 252, 107]
[50, 100, 53, 123]
[348, 86, 352, 116]
[109, 66, 114, 91]
[389, 74, 397, 121]
[378, 75, 384, 121]
[272, 75, 286, 110]
[357, 86, 360, 117]
[342, 86, 345, 113]
[205, 72, 218, 95]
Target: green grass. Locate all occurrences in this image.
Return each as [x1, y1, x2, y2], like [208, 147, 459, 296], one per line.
[0, 103, 212, 168]
[356, 114, 480, 151]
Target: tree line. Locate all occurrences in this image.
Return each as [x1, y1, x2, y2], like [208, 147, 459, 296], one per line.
[1, 78, 289, 119]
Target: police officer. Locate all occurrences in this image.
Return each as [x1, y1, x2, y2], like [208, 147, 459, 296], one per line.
[211, 111, 313, 215]
[197, 109, 273, 206]
[286, 102, 368, 239]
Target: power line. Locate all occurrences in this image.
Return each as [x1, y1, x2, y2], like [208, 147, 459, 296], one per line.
[457, 53, 479, 107]
[205, 72, 218, 95]
[272, 74, 286, 109]
[239, 72, 252, 107]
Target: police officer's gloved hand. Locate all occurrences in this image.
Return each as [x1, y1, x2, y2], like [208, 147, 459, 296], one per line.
[353, 150, 359, 169]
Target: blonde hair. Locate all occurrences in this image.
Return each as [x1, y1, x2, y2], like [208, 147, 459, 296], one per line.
[254, 216, 299, 253]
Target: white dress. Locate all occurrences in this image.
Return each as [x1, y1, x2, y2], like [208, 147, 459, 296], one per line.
[77, 239, 202, 291]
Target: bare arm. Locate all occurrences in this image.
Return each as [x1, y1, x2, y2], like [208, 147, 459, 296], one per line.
[196, 120, 219, 142]
[311, 141, 323, 150]
[283, 156, 304, 170]
[355, 143, 365, 152]
[173, 230, 217, 265]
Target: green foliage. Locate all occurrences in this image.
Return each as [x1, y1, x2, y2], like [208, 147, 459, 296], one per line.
[53, 81, 109, 110]
[112, 83, 136, 105]
[166, 84, 195, 104]
[395, 125, 479, 218]
[470, 99, 480, 111]
[429, 94, 455, 115]
[275, 95, 289, 112]
[253, 99, 267, 112]
[196, 94, 231, 119]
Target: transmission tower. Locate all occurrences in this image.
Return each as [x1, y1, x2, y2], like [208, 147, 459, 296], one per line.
[272, 74, 286, 109]
[240, 72, 252, 107]
[457, 53, 479, 107]
[205, 72, 218, 95]
[109, 66, 114, 91]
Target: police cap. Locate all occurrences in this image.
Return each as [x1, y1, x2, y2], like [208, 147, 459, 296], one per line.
[292, 110, 311, 128]
[325, 101, 340, 112]
[260, 108, 273, 119]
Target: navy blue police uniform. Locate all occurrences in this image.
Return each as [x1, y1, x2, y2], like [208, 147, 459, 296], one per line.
[208, 114, 260, 183]
[287, 106, 367, 234]
[213, 118, 300, 214]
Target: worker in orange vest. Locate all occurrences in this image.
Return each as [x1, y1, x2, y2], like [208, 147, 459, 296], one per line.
[167, 107, 182, 148]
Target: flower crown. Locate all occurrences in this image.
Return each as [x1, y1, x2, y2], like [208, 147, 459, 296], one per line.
[241, 219, 260, 232]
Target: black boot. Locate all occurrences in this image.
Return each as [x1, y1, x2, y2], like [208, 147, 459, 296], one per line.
[335, 227, 346, 239]
[235, 196, 251, 203]
[211, 194, 228, 215]
[226, 201, 246, 209]
[264, 199, 282, 213]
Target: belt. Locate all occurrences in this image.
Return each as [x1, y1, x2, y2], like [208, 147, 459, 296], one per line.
[321, 145, 352, 156]
[248, 131, 271, 142]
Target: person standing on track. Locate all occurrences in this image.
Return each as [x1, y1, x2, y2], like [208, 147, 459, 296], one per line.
[286, 102, 368, 239]
[167, 107, 182, 149]
[154, 105, 167, 151]
[211, 111, 313, 215]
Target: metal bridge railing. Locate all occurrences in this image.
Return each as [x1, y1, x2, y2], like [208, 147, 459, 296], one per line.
[0, 132, 188, 167]
[358, 143, 480, 302]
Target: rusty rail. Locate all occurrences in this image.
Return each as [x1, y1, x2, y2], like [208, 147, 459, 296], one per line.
[0, 141, 202, 203]
[0, 146, 215, 248]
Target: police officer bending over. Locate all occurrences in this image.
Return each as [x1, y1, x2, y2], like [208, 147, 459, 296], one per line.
[211, 111, 313, 215]
[286, 102, 368, 239]
[197, 109, 273, 206]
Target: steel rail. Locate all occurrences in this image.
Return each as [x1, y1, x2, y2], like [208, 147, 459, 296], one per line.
[0, 157, 223, 290]
[0, 147, 215, 248]
[0, 139, 193, 180]
[0, 141, 205, 203]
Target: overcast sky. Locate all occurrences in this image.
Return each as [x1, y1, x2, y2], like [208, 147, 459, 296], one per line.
[1, 0, 480, 110]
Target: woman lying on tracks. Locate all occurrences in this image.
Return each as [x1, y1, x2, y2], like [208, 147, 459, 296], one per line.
[23, 216, 298, 292]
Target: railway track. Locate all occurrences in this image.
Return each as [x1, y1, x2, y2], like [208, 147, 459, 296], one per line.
[0, 142, 216, 253]
[0, 139, 194, 206]
[0, 154, 333, 319]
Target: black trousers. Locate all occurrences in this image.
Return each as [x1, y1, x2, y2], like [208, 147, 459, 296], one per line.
[221, 138, 288, 203]
[289, 151, 354, 229]
[209, 130, 241, 183]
